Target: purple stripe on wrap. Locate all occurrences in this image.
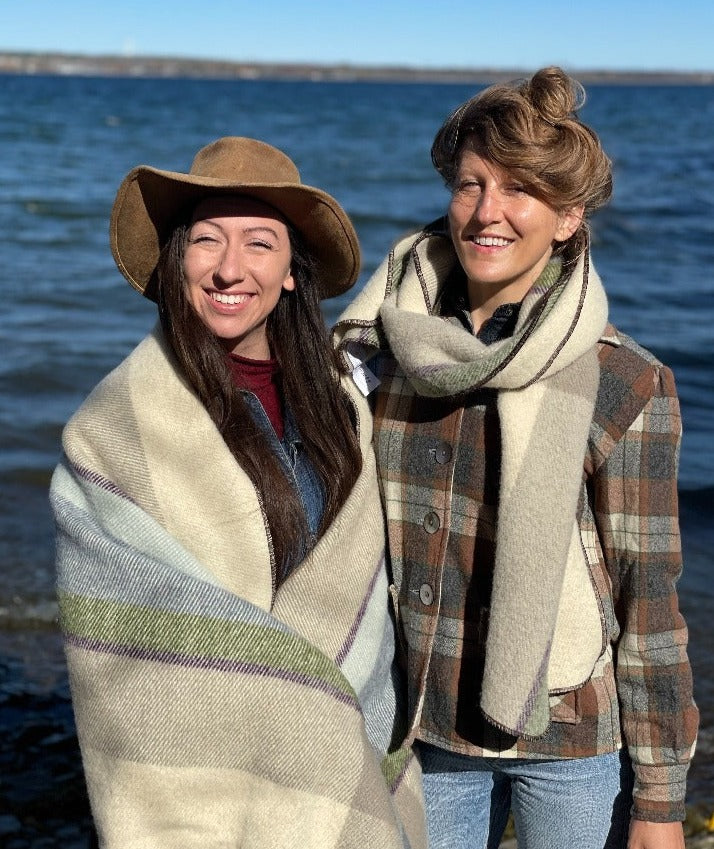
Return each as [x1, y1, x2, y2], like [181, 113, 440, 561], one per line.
[69, 460, 138, 504]
[65, 633, 359, 710]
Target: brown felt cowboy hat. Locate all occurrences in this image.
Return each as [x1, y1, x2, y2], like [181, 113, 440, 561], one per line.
[110, 136, 360, 301]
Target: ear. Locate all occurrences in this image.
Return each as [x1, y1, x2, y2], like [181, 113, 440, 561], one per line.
[282, 270, 296, 292]
[554, 205, 584, 243]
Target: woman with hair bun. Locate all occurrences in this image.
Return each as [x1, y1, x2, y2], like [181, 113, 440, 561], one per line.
[334, 67, 697, 849]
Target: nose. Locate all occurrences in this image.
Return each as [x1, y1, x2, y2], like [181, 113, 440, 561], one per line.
[473, 186, 503, 225]
[215, 240, 245, 284]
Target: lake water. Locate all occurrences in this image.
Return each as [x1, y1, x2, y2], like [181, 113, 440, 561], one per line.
[1, 73, 712, 844]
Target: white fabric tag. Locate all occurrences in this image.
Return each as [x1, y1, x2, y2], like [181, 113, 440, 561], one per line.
[345, 346, 380, 397]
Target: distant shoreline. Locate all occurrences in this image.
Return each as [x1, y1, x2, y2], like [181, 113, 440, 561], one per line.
[1, 51, 713, 85]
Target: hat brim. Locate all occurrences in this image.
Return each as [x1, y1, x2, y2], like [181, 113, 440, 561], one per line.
[110, 166, 360, 301]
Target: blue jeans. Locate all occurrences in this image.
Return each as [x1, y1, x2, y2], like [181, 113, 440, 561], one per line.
[418, 743, 634, 849]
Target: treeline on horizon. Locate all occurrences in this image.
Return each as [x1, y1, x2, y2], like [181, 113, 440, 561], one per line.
[1, 50, 713, 85]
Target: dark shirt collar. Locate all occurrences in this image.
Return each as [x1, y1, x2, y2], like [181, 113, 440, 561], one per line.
[437, 265, 521, 345]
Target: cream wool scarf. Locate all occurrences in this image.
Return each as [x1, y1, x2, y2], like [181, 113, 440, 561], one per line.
[335, 225, 609, 738]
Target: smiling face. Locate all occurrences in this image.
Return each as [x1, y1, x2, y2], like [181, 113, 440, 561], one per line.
[448, 148, 582, 312]
[183, 195, 295, 359]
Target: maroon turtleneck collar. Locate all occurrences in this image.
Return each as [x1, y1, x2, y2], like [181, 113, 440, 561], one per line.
[227, 353, 284, 439]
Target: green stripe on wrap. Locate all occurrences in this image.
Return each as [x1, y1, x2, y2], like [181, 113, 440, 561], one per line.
[59, 591, 357, 702]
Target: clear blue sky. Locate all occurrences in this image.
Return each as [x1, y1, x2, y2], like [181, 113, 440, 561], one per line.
[3, 0, 713, 73]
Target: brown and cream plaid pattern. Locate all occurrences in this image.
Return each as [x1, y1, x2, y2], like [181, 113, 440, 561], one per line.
[367, 326, 698, 822]
[334, 222, 698, 824]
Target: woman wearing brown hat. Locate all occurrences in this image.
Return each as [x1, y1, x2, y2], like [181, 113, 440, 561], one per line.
[50, 137, 426, 849]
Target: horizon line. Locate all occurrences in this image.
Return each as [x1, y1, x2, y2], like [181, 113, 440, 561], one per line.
[1, 50, 713, 83]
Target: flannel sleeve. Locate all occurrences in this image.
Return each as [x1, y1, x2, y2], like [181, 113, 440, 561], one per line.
[592, 363, 699, 822]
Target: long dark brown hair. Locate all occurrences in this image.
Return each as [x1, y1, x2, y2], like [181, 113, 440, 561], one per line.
[155, 216, 362, 578]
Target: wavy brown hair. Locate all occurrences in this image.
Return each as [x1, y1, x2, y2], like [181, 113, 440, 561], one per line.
[431, 66, 613, 263]
[155, 217, 362, 579]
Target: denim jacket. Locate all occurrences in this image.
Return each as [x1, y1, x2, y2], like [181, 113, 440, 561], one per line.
[242, 392, 325, 580]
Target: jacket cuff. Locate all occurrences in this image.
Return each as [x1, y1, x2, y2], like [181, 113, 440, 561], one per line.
[632, 763, 689, 822]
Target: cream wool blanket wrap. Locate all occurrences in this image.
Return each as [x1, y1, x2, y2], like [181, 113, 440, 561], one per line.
[334, 225, 609, 738]
[50, 327, 426, 849]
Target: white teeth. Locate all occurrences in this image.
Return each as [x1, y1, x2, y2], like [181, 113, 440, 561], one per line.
[473, 236, 511, 247]
[211, 292, 250, 305]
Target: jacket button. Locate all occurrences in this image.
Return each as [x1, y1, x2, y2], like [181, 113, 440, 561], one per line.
[434, 442, 452, 464]
[423, 511, 440, 533]
[419, 583, 434, 605]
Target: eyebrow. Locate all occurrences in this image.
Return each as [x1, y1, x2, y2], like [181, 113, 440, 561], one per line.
[191, 221, 283, 241]
[242, 225, 282, 239]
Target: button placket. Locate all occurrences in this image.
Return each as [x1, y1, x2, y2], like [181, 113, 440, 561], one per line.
[419, 439, 452, 607]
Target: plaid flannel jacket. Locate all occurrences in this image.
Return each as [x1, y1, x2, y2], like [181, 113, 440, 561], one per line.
[371, 323, 698, 822]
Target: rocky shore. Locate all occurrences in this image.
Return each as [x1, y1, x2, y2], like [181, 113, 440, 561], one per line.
[2, 641, 711, 849]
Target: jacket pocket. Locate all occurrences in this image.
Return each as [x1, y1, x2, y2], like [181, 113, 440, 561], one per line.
[549, 690, 581, 725]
